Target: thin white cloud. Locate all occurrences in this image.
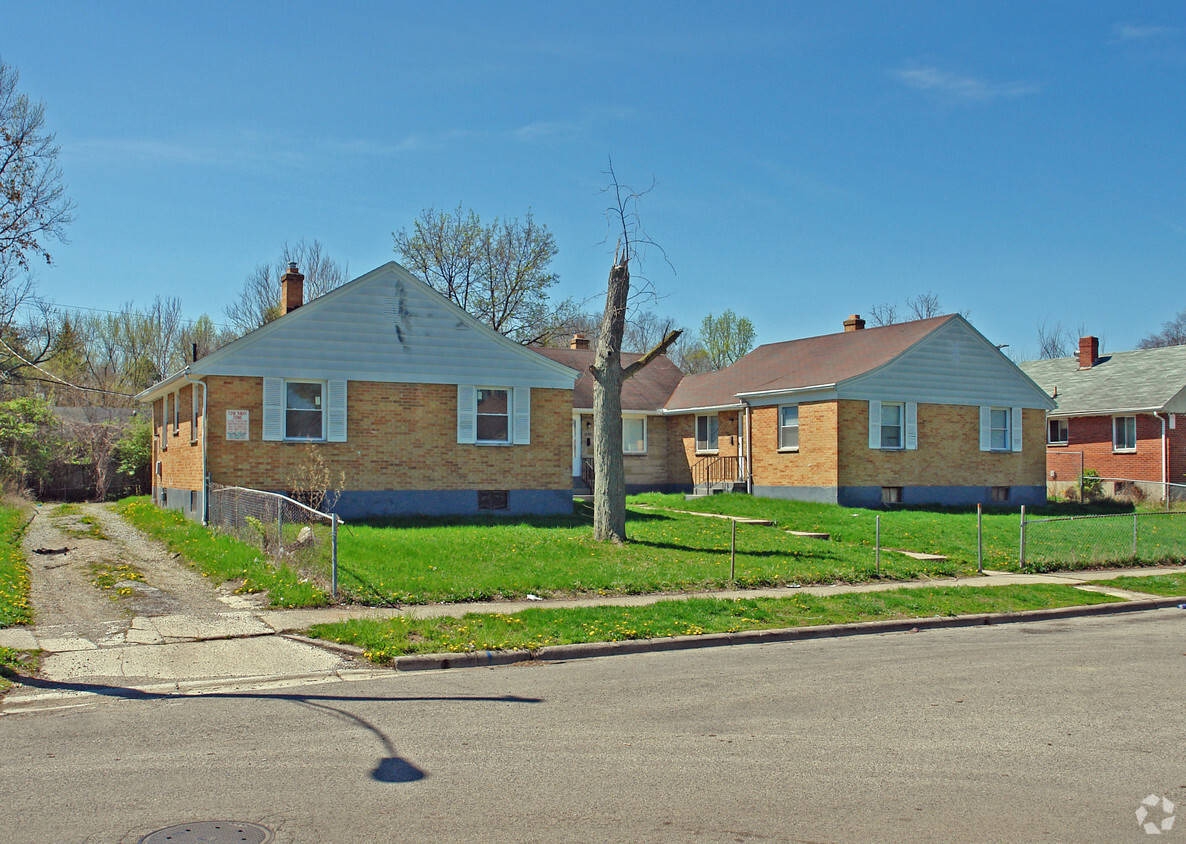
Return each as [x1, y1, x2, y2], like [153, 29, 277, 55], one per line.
[1114, 23, 1178, 41]
[895, 65, 1041, 101]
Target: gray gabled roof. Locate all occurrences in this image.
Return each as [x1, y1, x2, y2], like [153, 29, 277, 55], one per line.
[1018, 345, 1186, 416]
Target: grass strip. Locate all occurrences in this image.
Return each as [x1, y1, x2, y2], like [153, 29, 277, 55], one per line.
[0, 646, 40, 693]
[307, 583, 1122, 664]
[1090, 573, 1186, 598]
[0, 502, 33, 627]
[115, 496, 328, 608]
[335, 503, 967, 606]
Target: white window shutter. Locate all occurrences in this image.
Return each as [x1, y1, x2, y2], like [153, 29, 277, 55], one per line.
[513, 386, 531, 445]
[263, 377, 283, 441]
[327, 380, 348, 442]
[905, 402, 918, 450]
[868, 401, 881, 449]
[457, 385, 476, 444]
[1011, 406, 1023, 452]
[161, 395, 168, 451]
[979, 405, 991, 452]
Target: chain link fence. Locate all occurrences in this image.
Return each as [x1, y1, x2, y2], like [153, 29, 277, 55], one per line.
[208, 483, 340, 595]
[1020, 507, 1186, 570]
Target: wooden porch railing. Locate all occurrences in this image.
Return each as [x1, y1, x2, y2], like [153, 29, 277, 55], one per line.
[581, 457, 595, 492]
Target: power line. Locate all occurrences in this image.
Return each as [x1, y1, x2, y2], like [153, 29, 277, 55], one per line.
[46, 302, 235, 331]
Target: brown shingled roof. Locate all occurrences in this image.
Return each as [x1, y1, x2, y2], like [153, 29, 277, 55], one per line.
[664, 315, 956, 410]
[531, 347, 685, 411]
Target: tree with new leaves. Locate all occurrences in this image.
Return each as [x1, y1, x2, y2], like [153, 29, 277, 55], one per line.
[590, 167, 680, 543]
[393, 204, 563, 344]
[700, 310, 756, 369]
[224, 239, 347, 335]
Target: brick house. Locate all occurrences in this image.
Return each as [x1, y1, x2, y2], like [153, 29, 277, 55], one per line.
[136, 262, 578, 522]
[1019, 337, 1186, 502]
[659, 314, 1054, 507]
[537, 314, 1053, 508]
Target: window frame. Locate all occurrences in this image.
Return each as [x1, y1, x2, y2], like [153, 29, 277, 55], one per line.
[1047, 417, 1068, 446]
[622, 415, 647, 455]
[191, 385, 201, 445]
[695, 414, 719, 455]
[172, 390, 180, 437]
[778, 404, 800, 452]
[879, 402, 904, 450]
[988, 407, 1011, 452]
[1113, 415, 1137, 453]
[284, 380, 326, 442]
[475, 387, 512, 445]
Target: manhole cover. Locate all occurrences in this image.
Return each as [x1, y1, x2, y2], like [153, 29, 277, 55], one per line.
[138, 821, 273, 844]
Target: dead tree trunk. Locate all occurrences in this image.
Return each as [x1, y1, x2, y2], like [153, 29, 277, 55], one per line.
[590, 253, 680, 543]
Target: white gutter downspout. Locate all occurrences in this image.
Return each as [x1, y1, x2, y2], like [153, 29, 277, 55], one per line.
[1155, 412, 1168, 505]
[182, 370, 208, 524]
[744, 401, 753, 494]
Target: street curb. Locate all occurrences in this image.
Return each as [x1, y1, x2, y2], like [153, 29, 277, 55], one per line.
[281, 633, 367, 658]
[391, 595, 1186, 672]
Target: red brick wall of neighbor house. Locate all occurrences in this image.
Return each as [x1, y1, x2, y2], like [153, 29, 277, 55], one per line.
[201, 378, 571, 492]
[836, 402, 1046, 488]
[748, 402, 840, 488]
[1047, 414, 1185, 486]
[664, 411, 742, 486]
[152, 384, 206, 492]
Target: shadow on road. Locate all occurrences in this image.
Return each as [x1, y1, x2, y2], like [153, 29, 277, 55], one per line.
[7, 674, 543, 784]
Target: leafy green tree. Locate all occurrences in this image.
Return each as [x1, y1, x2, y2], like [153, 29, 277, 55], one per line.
[700, 310, 756, 370]
[0, 394, 59, 490]
[394, 204, 561, 343]
[114, 414, 151, 479]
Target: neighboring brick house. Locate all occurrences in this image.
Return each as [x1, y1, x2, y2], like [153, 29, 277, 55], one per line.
[136, 262, 578, 522]
[532, 339, 686, 494]
[660, 314, 1054, 507]
[535, 314, 1053, 507]
[1019, 337, 1186, 502]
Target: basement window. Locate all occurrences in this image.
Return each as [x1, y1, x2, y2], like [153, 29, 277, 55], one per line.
[478, 490, 509, 511]
[881, 486, 903, 505]
[990, 486, 1010, 503]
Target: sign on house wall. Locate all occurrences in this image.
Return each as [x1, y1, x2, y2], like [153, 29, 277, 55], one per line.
[226, 410, 249, 441]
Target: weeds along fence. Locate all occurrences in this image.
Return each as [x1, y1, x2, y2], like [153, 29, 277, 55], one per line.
[207, 483, 339, 596]
[1020, 506, 1186, 570]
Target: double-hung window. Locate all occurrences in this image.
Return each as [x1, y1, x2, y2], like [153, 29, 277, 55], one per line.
[988, 407, 1010, 451]
[476, 388, 511, 444]
[622, 416, 647, 454]
[285, 381, 324, 441]
[695, 414, 719, 453]
[1113, 415, 1136, 452]
[880, 402, 904, 449]
[778, 405, 799, 450]
[1047, 418, 1068, 445]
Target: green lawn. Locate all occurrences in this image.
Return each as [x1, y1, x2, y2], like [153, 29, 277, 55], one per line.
[1091, 572, 1186, 597]
[0, 502, 33, 627]
[116, 497, 328, 608]
[332, 502, 967, 605]
[307, 583, 1122, 663]
[630, 493, 1186, 571]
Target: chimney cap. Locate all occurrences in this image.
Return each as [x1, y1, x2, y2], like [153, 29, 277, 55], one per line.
[287, 261, 299, 273]
[843, 314, 866, 332]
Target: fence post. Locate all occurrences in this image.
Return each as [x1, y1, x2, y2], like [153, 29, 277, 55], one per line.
[730, 518, 736, 582]
[977, 503, 983, 574]
[876, 514, 881, 577]
[1133, 512, 1138, 559]
[277, 504, 283, 554]
[331, 513, 339, 598]
[1019, 505, 1026, 570]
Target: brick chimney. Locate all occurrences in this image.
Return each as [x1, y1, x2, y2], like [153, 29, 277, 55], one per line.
[1078, 335, 1099, 369]
[843, 314, 866, 332]
[570, 333, 590, 350]
[280, 262, 304, 315]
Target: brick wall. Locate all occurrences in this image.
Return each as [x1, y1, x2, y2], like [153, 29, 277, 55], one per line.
[199, 378, 571, 492]
[665, 410, 743, 485]
[624, 415, 670, 487]
[749, 401, 839, 487]
[152, 383, 205, 492]
[1047, 413, 1184, 486]
[836, 401, 1046, 487]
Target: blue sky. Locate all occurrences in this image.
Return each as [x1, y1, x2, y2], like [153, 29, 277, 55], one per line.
[6, 2, 1185, 357]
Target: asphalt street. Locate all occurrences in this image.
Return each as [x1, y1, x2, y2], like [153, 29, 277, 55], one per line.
[2, 609, 1183, 843]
